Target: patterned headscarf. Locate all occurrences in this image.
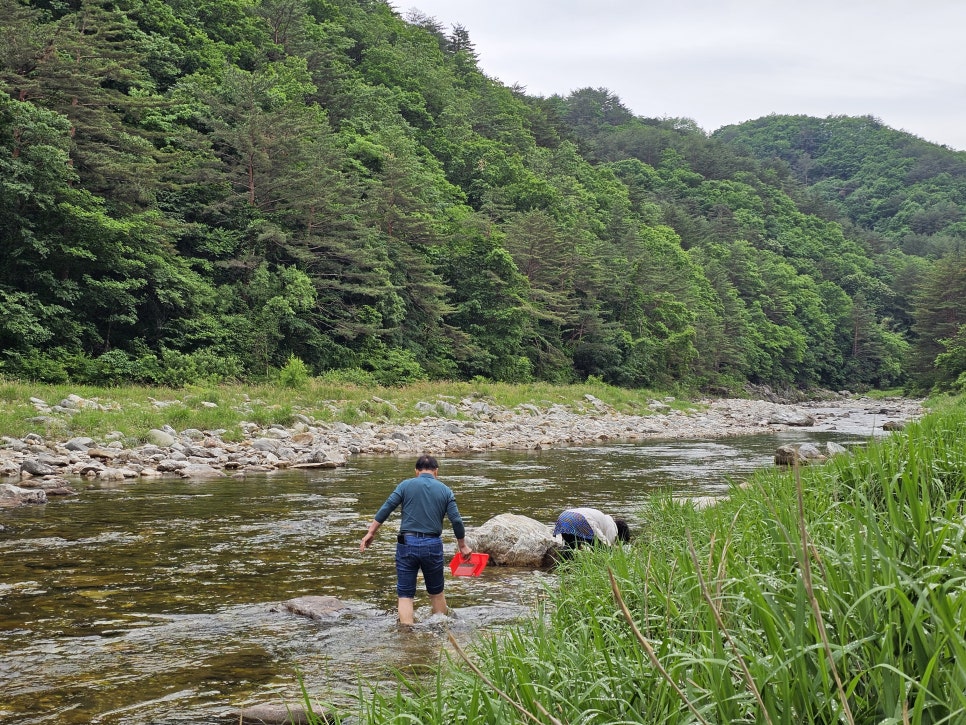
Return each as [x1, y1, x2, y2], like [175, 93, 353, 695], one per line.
[553, 510, 595, 540]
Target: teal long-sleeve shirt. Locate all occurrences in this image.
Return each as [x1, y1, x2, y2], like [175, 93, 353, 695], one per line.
[373, 472, 465, 539]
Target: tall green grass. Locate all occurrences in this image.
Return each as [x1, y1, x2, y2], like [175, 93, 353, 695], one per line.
[357, 395, 966, 724]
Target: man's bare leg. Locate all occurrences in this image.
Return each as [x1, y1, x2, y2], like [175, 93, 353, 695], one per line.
[397, 597, 415, 625]
[429, 591, 448, 616]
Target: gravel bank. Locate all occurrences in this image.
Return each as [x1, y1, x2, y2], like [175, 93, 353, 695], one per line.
[1, 394, 924, 503]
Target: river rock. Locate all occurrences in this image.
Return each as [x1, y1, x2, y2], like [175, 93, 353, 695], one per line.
[251, 438, 281, 453]
[38, 452, 69, 467]
[184, 444, 216, 458]
[178, 463, 226, 478]
[42, 484, 78, 496]
[2, 436, 29, 452]
[0, 394, 922, 487]
[775, 442, 826, 466]
[0, 483, 48, 506]
[58, 394, 96, 410]
[281, 595, 349, 620]
[87, 447, 118, 460]
[155, 458, 188, 473]
[438, 401, 458, 416]
[65, 437, 94, 451]
[825, 441, 850, 456]
[17, 476, 76, 493]
[21, 458, 57, 477]
[468, 401, 491, 417]
[882, 420, 905, 431]
[0, 459, 21, 477]
[99, 467, 139, 480]
[225, 703, 328, 724]
[767, 410, 816, 426]
[146, 429, 176, 447]
[75, 460, 105, 476]
[465, 513, 560, 567]
[775, 440, 852, 466]
[311, 448, 346, 466]
[685, 495, 723, 510]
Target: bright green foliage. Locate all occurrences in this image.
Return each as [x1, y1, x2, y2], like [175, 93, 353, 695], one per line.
[910, 255, 966, 389]
[436, 217, 533, 382]
[0, 95, 74, 354]
[277, 353, 310, 388]
[935, 325, 966, 391]
[2, 0, 173, 211]
[715, 114, 966, 247]
[0, 92, 212, 367]
[0, 0, 961, 389]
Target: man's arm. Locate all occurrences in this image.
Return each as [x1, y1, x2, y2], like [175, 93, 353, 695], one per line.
[359, 519, 381, 551]
[360, 481, 408, 552]
[445, 495, 466, 540]
[446, 494, 472, 557]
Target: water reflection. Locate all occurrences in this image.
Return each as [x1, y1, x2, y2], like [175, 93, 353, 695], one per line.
[0, 430, 868, 724]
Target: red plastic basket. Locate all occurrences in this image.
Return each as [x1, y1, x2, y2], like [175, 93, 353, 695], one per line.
[449, 552, 489, 577]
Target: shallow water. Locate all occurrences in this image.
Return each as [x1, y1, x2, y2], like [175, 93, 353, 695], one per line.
[0, 428, 873, 724]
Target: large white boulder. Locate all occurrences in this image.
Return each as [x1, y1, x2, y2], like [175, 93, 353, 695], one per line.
[465, 513, 560, 567]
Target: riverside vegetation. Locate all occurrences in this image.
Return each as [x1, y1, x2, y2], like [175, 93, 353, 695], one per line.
[309, 393, 966, 725]
[3, 1, 966, 396]
[0, 375, 695, 443]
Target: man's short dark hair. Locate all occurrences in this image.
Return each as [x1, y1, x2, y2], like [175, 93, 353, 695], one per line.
[416, 454, 439, 471]
[614, 518, 631, 543]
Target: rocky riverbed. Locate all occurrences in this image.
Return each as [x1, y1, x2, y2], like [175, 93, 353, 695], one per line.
[0, 392, 924, 507]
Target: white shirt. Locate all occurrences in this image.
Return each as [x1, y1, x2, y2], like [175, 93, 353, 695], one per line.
[569, 507, 619, 545]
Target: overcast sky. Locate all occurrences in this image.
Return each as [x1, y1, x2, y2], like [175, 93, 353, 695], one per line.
[401, 1, 966, 151]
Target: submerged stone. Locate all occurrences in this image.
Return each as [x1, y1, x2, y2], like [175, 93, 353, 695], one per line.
[223, 703, 325, 724]
[280, 595, 349, 620]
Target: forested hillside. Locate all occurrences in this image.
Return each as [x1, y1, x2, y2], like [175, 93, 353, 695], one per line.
[714, 115, 966, 390]
[2, 0, 964, 393]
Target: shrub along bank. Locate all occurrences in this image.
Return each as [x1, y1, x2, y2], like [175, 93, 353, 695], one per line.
[355, 394, 966, 724]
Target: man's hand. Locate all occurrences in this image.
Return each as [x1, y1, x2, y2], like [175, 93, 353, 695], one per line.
[360, 520, 380, 552]
[457, 539, 473, 559]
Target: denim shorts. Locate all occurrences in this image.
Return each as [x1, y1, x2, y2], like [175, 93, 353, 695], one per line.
[395, 535, 445, 598]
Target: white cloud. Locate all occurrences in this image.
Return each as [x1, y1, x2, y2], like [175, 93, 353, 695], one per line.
[404, 1, 966, 150]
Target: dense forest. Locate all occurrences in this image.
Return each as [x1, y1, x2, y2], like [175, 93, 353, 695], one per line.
[2, 0, 964, 393]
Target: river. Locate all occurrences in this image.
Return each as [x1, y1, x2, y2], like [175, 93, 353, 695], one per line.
[0, 427, 876, 724]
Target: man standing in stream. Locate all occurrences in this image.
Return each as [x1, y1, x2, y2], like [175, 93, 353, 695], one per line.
[360, 454, 473, 624]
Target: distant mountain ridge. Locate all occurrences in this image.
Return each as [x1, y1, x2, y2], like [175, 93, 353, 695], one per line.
[715, 114, 966, 248]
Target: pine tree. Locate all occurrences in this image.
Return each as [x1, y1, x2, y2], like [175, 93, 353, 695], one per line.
[3, 0, 166, 210]
[911, 255, 966, 388]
